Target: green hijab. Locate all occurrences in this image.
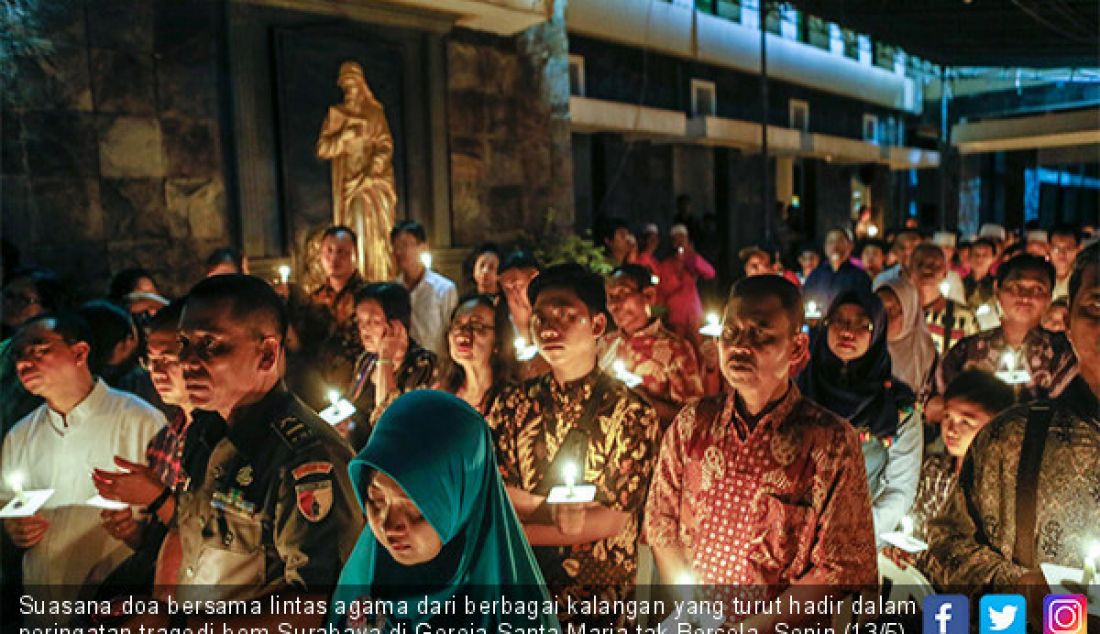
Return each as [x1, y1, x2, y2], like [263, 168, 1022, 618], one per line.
[329, 390, 559, 631]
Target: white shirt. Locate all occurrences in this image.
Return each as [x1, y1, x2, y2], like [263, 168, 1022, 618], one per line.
[397, 268, 458, 356]
[0, 379, 165, 596]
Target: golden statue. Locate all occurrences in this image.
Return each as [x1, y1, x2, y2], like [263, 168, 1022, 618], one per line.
[316, 61, 396, 281]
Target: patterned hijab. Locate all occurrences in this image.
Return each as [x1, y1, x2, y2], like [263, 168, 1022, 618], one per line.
[329, 390, 558, 631]
[799, 289, 913, 438]
[874, 275, 937, 393]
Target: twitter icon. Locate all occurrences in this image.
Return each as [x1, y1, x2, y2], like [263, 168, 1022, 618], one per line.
[981, 595, 1026, 634]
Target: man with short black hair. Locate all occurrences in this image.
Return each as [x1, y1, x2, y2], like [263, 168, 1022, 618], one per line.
[600, 264, 702, 427]
[1049, 225, 1080, 300]
[391, 219, 457, 356]
[936, 254, 1076, 403]
[804, 228, 872, 310]
[1, 313, 164, 618]
[171, 275, 361, 619]
[964, 237, 1000, 317]
[926, 243, 1100, 631]
[498, 249, 548, 380]
[487, 263, 660, 626]
[645, 276, 876, 630]
[294, 226, 366, 405]
[909, 243, 978, 354]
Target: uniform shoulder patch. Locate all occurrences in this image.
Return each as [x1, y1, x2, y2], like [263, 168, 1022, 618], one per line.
[292, 461, 335, 523]
[291, 461, 334, 480]
[272, 416, 317, 450]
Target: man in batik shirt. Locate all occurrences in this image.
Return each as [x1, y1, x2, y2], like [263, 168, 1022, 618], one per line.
[936, 254, 1077, 402]
[487, 263, 660, 626]
[600, 264, 703, 428]
[292, 226, 366, 405]
[644, 276, 877, 631]
[909, 244, 979, 354]
[926, 243, 1100, 632]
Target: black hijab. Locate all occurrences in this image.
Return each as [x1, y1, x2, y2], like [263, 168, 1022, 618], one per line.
[798, 289, 914, 438]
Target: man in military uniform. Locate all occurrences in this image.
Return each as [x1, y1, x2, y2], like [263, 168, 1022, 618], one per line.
[172, 275, 361, 624]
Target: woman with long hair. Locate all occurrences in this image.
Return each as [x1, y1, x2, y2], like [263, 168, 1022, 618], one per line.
[436, 294, 518, 414]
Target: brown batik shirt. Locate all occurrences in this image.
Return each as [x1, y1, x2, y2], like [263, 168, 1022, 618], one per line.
[486, 368, 660, 621]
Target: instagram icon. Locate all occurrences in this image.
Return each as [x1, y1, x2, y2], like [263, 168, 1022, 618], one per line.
[1044, 595, 1087, 634]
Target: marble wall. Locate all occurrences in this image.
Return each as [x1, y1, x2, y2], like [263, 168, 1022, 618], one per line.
[2, 0, 233, 297]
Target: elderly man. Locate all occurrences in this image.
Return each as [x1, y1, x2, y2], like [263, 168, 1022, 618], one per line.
[926, 242, 1100, 632]
[1, 313, 164, 621]
[645, 276, 876, 630]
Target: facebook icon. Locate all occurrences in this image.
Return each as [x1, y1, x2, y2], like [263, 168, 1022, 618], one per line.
[924, 595, 969, 634]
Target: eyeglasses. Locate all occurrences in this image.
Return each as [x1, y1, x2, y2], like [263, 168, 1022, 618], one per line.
[1000, 281, 1051, 299]
[449, 321, 495, 337]
[824, 318, 874, 334]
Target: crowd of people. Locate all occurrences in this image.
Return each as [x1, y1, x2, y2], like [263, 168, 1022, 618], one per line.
[0, 214, 1097, 632]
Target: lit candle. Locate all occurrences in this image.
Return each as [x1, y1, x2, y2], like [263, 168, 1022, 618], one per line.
[278, 264, 291, 285]
[1084, 542, 1099, 586]
[1001, 350, 1016, 372]
[938, 280, 951, 297]
[805, 300, 821, 320]
[867, 225, 879, 238]
[650, 275, 660, 286]
[699, 312, 722, 337]
[612, 359, 627, 376]
[327, 389, 341, 408]
[420, 251, 433, 270]
[901, 515, 914, 537]
[7, 472, 25, 505]
[562, 462, 577, 497]
[976, 303, 991, 316]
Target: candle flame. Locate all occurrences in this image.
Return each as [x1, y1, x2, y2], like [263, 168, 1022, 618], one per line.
[562, 462, 577, 489]
[278, 264, 291, 283]
[675, 571, 695, 586]
[706, 313, 720, 327]
[326, 389, 341, 407]
[1001, 350, 1016, 370]
[7, 472, 23, 494]
[420, 252, 433, 269]
[938, 281, 951, 297]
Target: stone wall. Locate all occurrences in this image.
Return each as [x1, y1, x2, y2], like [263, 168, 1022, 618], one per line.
[446, 0, 574, 247]
[1, 0, 232, 298]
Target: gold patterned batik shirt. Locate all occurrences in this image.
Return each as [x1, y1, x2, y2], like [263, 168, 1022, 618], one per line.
[925, 377, 1100, 590]
[935, 326, 1078, 401]
[486, 369, 660, 619]
[644, 384, 878, 598]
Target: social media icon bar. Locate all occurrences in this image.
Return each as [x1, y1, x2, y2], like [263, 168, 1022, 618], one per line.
[981, 594, 1027, 634]
[925, 595, 969, 634]
[1044, 595, 1087, 634]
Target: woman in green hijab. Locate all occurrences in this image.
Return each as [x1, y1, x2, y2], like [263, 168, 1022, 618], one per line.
[329, 390, 560, 633]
